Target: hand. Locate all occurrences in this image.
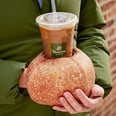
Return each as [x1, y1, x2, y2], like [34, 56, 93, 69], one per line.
[19, 68, 27, 88]
[53, 84, 104, 114]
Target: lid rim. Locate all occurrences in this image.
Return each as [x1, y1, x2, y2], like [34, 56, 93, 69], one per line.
[36, 12, 78, 27]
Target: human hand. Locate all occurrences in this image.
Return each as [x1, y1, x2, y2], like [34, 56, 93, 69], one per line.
[19, 68, 27, 88]
[53, 84, 104, 114]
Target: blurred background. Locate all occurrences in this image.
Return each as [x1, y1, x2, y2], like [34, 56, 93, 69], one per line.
[91, 0, 116, 116]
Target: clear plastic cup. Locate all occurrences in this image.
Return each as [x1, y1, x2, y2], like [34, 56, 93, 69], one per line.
[36, 12, 78, 58]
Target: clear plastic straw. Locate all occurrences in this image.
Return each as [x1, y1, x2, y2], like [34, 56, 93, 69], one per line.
[51, 0, 57, 22]
[51, 0, 56, 12]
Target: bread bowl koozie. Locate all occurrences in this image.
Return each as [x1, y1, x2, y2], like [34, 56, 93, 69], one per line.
[26, 48, 95, 106]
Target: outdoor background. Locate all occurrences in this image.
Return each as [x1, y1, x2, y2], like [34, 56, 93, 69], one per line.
[91, 0, 116, 116]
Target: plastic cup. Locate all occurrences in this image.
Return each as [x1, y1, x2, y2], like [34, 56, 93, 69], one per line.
[36, 12, 78, 58]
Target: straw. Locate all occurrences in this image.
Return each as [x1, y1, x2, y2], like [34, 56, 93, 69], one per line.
[51, 0, 57, 22]
[51, 0, 56, 12]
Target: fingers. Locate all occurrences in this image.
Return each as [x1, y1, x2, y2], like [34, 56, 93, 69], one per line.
[63, 92, 90, 113]
[91, 84, 104, 97]
[75, 89, 94, 108]
[53, 105, 67, 112]
[59, 97, 76, 114]
[63, 92, 80, 111]
[53, 84, 104, 114]
[53, 92, 90, 114]
[75, 89, 103, 108]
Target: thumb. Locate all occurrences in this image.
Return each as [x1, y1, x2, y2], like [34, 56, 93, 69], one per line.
[91, 84, 104, 98]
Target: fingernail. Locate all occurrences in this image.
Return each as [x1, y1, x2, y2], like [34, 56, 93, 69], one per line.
[59, 97, 64, 102]
[63, 92, 70, 97]
[76, 89, 81, 94]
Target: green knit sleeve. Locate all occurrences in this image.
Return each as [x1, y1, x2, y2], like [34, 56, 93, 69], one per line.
[0, 59, 26, 104]
[77, 0, 112, 97]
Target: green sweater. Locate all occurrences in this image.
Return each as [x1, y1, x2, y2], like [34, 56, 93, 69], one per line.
[0, 0, 112, 116]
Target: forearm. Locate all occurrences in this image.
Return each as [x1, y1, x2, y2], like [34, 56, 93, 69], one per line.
[75, 0, 112, 98]
[77, 27, 112, 97]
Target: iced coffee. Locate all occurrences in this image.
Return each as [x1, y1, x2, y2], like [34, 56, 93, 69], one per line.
[36, 12, 78, 58]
